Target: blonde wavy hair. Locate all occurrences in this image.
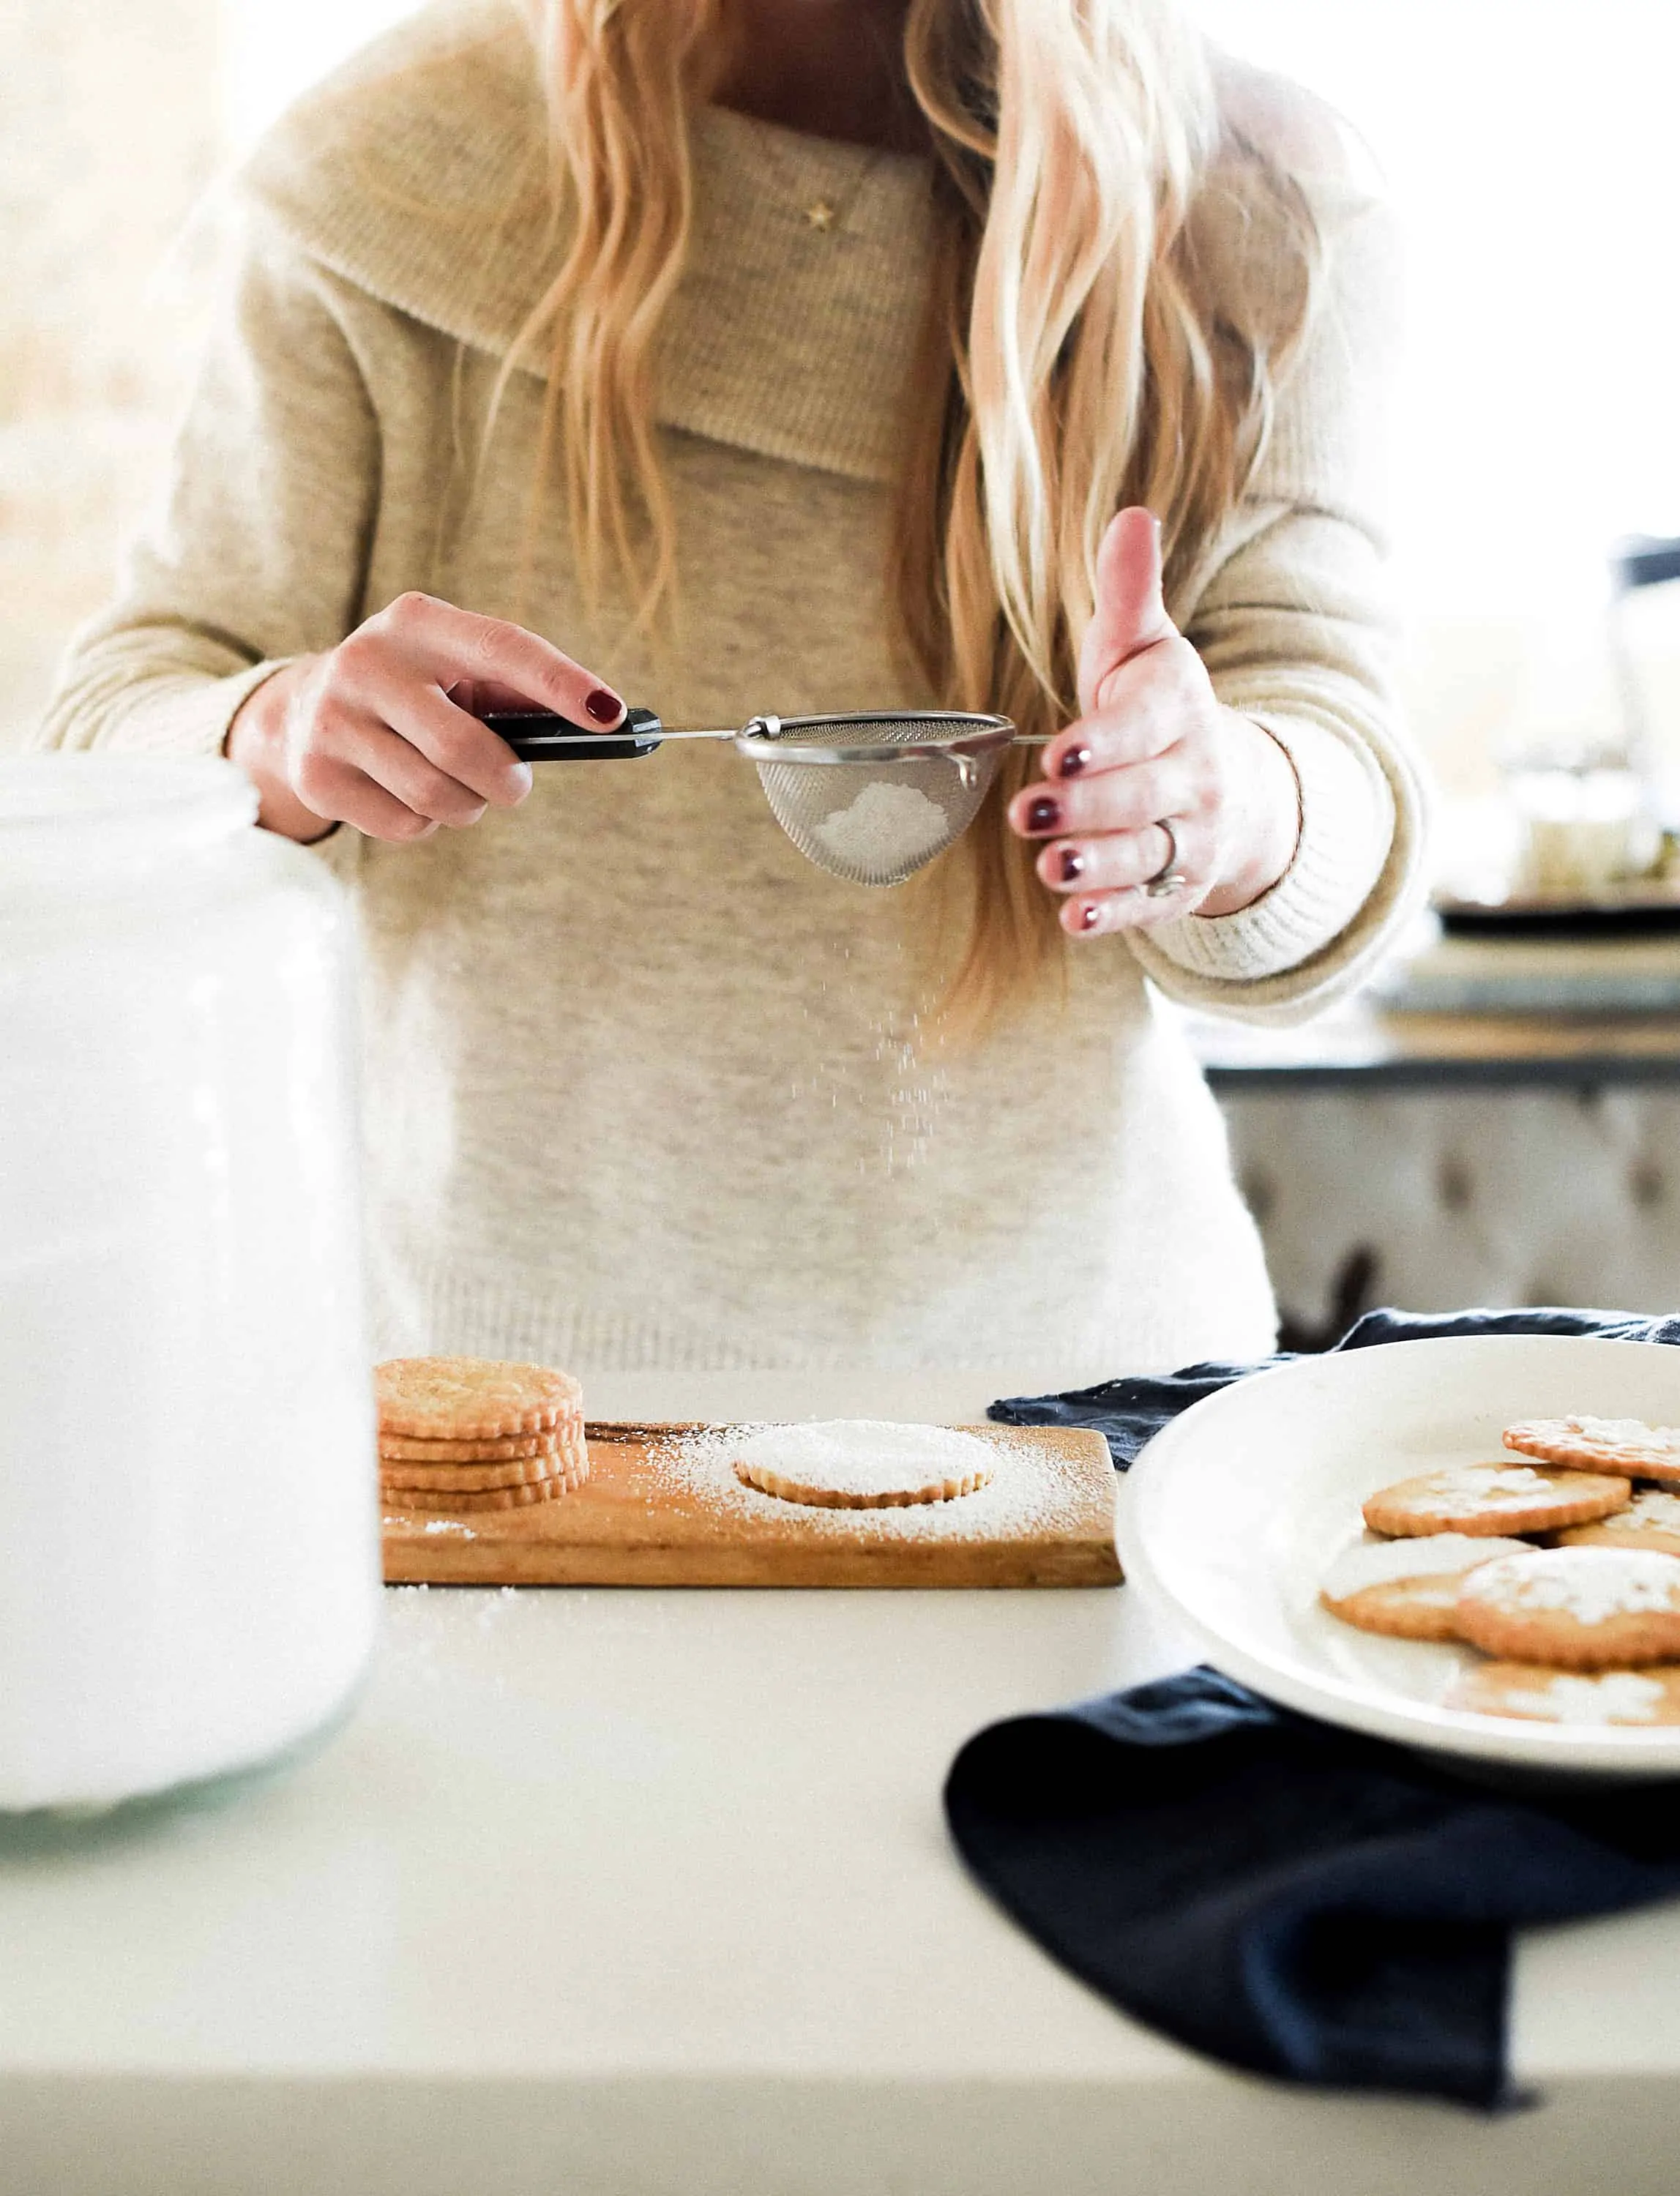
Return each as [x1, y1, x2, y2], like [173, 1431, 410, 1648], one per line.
[512, 0, 1321, 1019]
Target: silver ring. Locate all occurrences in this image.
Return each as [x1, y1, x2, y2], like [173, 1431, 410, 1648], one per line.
[1143, 818, 1189, 899]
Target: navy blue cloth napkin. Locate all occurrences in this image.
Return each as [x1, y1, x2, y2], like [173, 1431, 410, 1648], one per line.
[947, 1307, 1680, 2108]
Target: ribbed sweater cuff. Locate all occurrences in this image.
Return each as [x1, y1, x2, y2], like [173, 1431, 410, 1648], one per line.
[1143, 714, 1395, 982]
[108, 659, 296, 759]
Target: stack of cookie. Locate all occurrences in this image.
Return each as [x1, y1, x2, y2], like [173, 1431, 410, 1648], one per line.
[376, 1356, 588, 1514]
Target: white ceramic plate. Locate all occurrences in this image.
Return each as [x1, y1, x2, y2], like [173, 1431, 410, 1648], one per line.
[1117, 1334, 1680, 1779]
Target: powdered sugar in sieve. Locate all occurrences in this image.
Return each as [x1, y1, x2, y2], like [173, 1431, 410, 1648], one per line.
[811, 783, 950, 876]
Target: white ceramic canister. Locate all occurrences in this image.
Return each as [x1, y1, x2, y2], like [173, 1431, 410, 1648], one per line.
[0, 755, 380, 1814]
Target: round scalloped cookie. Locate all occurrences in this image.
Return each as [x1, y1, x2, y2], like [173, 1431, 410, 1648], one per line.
[1361, 1463, 1629, 1539]
[379, 1422, 576, 1464]
[732, 1420, 996, 1509]
[1318, 1534, 1537, 1641]
[378, 1430, 586, 1493]
[1455, 1547, 1680, 1668]
[381, 1454, 589, 1514]
[1449, 1661, 1680, 1727]
[1503, 1414, 1680, 1483]
[376, 1356, 583, 1441]
[1556, 1487, 1680, 1559]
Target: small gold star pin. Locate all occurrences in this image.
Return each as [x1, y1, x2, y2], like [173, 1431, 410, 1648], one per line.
[804, 198, 837, 232]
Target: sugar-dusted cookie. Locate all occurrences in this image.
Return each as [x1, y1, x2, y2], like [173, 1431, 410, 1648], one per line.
[1361, 1463, 1628, 1539]
[1503, 1414, 1680, 1482]
[1455, 1547, 1680, 1667]
[1556, 1487, 1680, 1559]
[376, 1356, 583, 1441]
[1318, 1534, 1537, 1642]
[1449, 1660, 1680, 1727]
[379, 1424, 575, 1464]
[381, 1453, 590, 1514]
[732, 1420, 996, 1509]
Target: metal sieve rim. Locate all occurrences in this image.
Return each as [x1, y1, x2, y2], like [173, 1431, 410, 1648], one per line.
[732, 712, 1015, 767]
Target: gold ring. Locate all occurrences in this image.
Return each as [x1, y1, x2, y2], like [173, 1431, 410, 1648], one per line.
[1144, 818, 1188, 899]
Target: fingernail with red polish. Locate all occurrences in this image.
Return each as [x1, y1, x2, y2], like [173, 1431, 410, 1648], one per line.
[584, 687, 623, 725]
[1079, 903, 1102, 932]
[1026, 796, 1061, 833]
[1059, 745, 1092, 780]
[1059, 848, 1086, 884]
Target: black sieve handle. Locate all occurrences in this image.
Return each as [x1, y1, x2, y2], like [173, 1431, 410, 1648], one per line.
[483, 705, 664, 761]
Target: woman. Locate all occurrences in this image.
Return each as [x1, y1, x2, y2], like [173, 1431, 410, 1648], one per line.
[41, 0, 1422, 1395]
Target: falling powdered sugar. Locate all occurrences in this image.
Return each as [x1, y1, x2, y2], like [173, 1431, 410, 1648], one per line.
[813, 783, 948, 873]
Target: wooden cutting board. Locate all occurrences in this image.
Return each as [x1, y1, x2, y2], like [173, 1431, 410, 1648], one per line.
[382, 1423, 1121, 1588]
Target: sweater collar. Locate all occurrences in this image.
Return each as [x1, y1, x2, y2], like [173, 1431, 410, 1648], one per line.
[242, 0, 936, 484]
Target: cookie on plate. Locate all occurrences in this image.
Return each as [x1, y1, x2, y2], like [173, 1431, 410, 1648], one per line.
[376, 1356, 583, 1441]
[1503, 1414, 1680, 1483]
[1556, 1486, 1680, 1559]
[1448, 1660, 1680, 1726]
[1361, 1463, 1629, 1539]
[1318, 1534, 1537, 1642]
[1454, 1546, 1680, 1667]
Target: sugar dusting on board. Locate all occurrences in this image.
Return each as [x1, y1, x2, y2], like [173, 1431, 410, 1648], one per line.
[381, 1509, 479, 1539]
[646, 1419, 1096, 1542]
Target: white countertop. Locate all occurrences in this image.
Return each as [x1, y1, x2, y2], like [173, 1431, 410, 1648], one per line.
[3, 1559, 1680, 2196]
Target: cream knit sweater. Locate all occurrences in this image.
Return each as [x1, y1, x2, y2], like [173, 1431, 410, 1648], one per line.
[41, 0, 1424, 1388]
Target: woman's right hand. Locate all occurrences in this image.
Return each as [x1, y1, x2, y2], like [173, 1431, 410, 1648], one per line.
[225, 591, 625, 843]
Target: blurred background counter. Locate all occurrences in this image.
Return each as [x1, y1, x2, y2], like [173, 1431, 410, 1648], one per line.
[1195, 1009, 1680, 1346]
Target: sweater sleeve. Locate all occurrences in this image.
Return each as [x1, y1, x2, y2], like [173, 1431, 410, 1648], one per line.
[1125, 178, 1429, 1026]
[34, 213, 381, 776]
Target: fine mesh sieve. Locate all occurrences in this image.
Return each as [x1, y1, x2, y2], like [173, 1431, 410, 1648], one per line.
[736, 712, 1015, 886]
[485, 706, 1020, 887]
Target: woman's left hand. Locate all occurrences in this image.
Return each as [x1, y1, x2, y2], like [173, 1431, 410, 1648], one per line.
[1007, 507, 1302, 936]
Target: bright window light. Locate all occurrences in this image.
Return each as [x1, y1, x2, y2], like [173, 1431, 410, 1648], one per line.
[224, 0, 418, 151]
[1191, 0, 1680, 626]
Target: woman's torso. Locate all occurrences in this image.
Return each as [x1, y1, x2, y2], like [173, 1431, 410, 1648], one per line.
[321, 102, 1275, 1382]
